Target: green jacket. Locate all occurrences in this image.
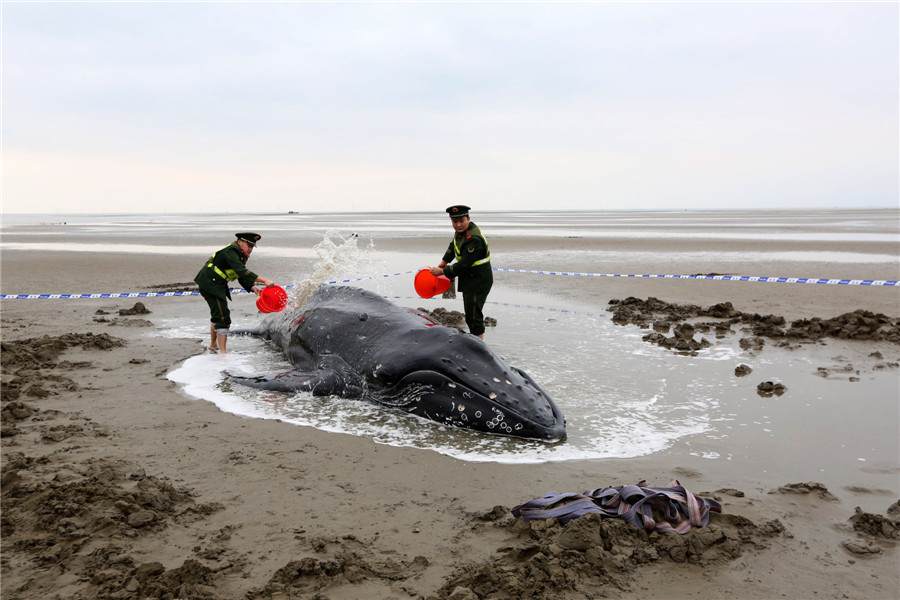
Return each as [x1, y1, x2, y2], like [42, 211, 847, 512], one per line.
[441, 222, 493, 293]
[194, 242, 258, 300]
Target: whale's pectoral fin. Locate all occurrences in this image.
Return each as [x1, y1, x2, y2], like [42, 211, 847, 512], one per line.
[224, 357, 364, 398]
[224, 369, 341, 395]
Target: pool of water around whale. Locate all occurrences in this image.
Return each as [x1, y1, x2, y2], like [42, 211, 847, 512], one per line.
[166, 288, 733, 463]
[161, 221, 898, 470]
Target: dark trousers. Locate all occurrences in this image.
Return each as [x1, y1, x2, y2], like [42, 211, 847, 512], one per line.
[463, 290, 489, 336]
[201, 291, 231, 331]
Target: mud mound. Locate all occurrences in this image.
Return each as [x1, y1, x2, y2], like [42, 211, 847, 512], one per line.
[430, 508, 785, 599]
[246, 536, 429, 599]
[610, 296, 704, 325]
[849, 505, 900, 539]
[1, 402, 112, 444]
[417, 307, 467, 329]
[757, 381, 787, 397]
[416, 307, 497, 332]
[82, 554, 223, 600]
[773, 482, 838, 501]
[608, 297, 900, 349]
[0, 333, 125, 370]
[642, 325, 712, 354]
[0, 453, 225, 599]
[0, 333, 125, 401]
[2, 456, 193, 539]
[118, 301, 151, 315]
[786, 310, 900, 342]
[839, 501, 900, 556]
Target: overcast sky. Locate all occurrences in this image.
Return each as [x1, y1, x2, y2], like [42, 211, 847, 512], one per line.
[2, 1, 897, 214]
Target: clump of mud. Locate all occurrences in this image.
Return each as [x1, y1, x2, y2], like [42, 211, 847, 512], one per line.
[0, 452, 227, 599]
[246, 542, 429, 599]
[417, 307, 497, 332]
[642, 322, 712, 354]
[840, 501, 900, 556]
[756, 381, 787, 397]
[418, 307, 466, 329]
[80, 555, 224, 600]
[1, 333, 125, 368]
[118, 301, 151, 316]
[428, 506, 785, 600]
[772, 481, 838, 501]
[608, 297, 900, 352]
[849, 504, 900, 540]
[1, 333, 126, 402]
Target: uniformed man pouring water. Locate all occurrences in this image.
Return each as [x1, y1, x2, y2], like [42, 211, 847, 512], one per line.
[194, 232, 276, 354]
[431, 206, 493, 339]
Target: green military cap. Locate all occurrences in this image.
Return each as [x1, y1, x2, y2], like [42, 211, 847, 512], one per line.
[446, 205, 470, 218]
[235, 232, 261, 246]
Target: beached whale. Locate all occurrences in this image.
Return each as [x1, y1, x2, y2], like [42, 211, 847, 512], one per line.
[226, 285, 566, 441]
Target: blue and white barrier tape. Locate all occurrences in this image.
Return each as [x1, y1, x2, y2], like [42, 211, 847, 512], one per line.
[1, 269, 896, 299]
[0, 272, 416, 300]
[1, 291, 204, 300]
[494, 268, 898, 286]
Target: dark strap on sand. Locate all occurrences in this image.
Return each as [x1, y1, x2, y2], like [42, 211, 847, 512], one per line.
[511, 480, 722, 533]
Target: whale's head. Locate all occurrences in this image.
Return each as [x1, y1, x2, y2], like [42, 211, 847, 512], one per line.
[370, 327, 566, 441]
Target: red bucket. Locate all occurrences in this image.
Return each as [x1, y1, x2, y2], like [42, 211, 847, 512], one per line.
[256, 285, 289, 313]
[414, 268, 451, 299]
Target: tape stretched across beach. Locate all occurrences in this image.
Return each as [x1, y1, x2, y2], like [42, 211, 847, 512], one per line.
[493, 268, 899, 286]
[0, 269, 897, 299]
[0, 272, 413, 300]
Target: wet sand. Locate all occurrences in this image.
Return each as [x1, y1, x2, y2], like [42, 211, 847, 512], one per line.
[2, 221, 899, 599]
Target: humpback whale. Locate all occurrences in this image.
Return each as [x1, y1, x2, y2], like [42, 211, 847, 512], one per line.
[226, 285, 566, 441]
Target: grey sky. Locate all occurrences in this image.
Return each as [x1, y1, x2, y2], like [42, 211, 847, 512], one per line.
[2, 1, 897, 214]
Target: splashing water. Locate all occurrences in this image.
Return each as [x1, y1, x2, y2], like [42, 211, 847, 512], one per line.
[289, 230, 380, 306]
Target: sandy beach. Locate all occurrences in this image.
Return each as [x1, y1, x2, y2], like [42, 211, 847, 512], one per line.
[2, 211, 899, 599]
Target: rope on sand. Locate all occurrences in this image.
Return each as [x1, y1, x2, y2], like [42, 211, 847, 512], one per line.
[1, 269, 896, 299]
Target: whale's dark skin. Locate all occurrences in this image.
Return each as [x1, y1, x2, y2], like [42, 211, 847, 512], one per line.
[226, 285, 566, 441]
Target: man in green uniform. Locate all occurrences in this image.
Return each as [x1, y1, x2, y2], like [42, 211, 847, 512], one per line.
[431, 205, 493, 339]
[194, 232, 276, 354]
